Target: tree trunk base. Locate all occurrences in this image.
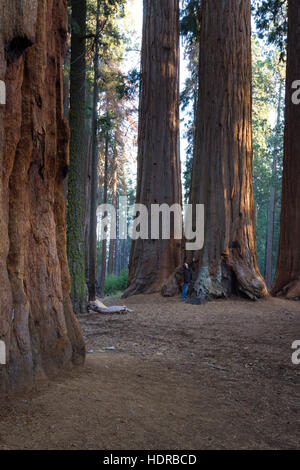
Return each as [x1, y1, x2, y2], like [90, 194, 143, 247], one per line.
[226, 250, 268, 300]
[161, 266, 183, 297]
[191, 250, 268, 303]
[162, 250, 268, 302]
[123, 274, 165, 298]
[272, 278, 300, 300]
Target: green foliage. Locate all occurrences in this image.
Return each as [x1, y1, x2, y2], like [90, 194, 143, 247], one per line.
[124, 68, 140, 100]
[85, 0, 129, 88]
[98, 110, 117, 140]
[180, 1, 200, 202]
[85, 0, 138, 150]
[180, 0, 201, 40]
[104, 269, 128, 295]
[253, 0, 288, 58]
[102, 0, 126, 18]
[86, 0, 126, 20]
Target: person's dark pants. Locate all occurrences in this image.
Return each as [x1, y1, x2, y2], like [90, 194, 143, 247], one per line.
[182, 283, 189, 300]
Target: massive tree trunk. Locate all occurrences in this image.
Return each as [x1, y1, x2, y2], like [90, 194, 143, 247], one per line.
[67, 0, 87, 313]
[188, 0, 267, 302]
[0, 0, 85, 393]
[88, 0, 100, 301]
[84, 111, 93, 285]
[124, 0, 182, 297]
[272, 0, 300, 299]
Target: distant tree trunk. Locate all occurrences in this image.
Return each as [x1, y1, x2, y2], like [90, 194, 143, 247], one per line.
[114, 208, 120, 275]
[0, 0, 85, 393]
[272, 0, 300, 299]
[108, 143, 118, 275]
[121, 239, 126, 272]
[114, 240, 119, 274]
[188, 0, 267, 302]
[99, 138, 109, 298]
[264, 79, 283, 288]
[67, 0, 87, 313]
[124, 0, 182, 297]
[85, 112, 93, 282]
[88, 0, 101, 301]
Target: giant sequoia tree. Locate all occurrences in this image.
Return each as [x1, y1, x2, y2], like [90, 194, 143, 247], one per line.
[124, 0, 182, 297]
[188, 0, 267, 301]
[272, 0, 300, 299]
[0, 0, 85, 392]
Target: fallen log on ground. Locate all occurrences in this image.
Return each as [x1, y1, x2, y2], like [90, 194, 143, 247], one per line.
[88, 299, 133, 315]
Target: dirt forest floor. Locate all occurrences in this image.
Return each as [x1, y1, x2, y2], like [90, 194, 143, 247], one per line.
[0, 294, 299, 450]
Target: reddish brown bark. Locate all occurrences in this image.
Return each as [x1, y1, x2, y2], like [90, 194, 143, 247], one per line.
[84, 122, 92, 283]
[124, 0, 182, 297]
[272, 0, 300, 299]
[0, 0, 85, 392]
[188, 0, 267, 302]
[88, 0, 101, 301]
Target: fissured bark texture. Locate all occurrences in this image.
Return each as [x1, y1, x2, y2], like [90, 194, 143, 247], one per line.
[0, 0, 85, 393]
[188, 0, 267, 302]
[124, 0, 182, 297]
[272, 0, 300, 300]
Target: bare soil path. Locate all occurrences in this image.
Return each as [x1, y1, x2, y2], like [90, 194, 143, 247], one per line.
[0, 295, 299, 450]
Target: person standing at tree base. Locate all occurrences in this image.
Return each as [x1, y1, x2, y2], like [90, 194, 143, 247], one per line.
[182, 260, 194, 300]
